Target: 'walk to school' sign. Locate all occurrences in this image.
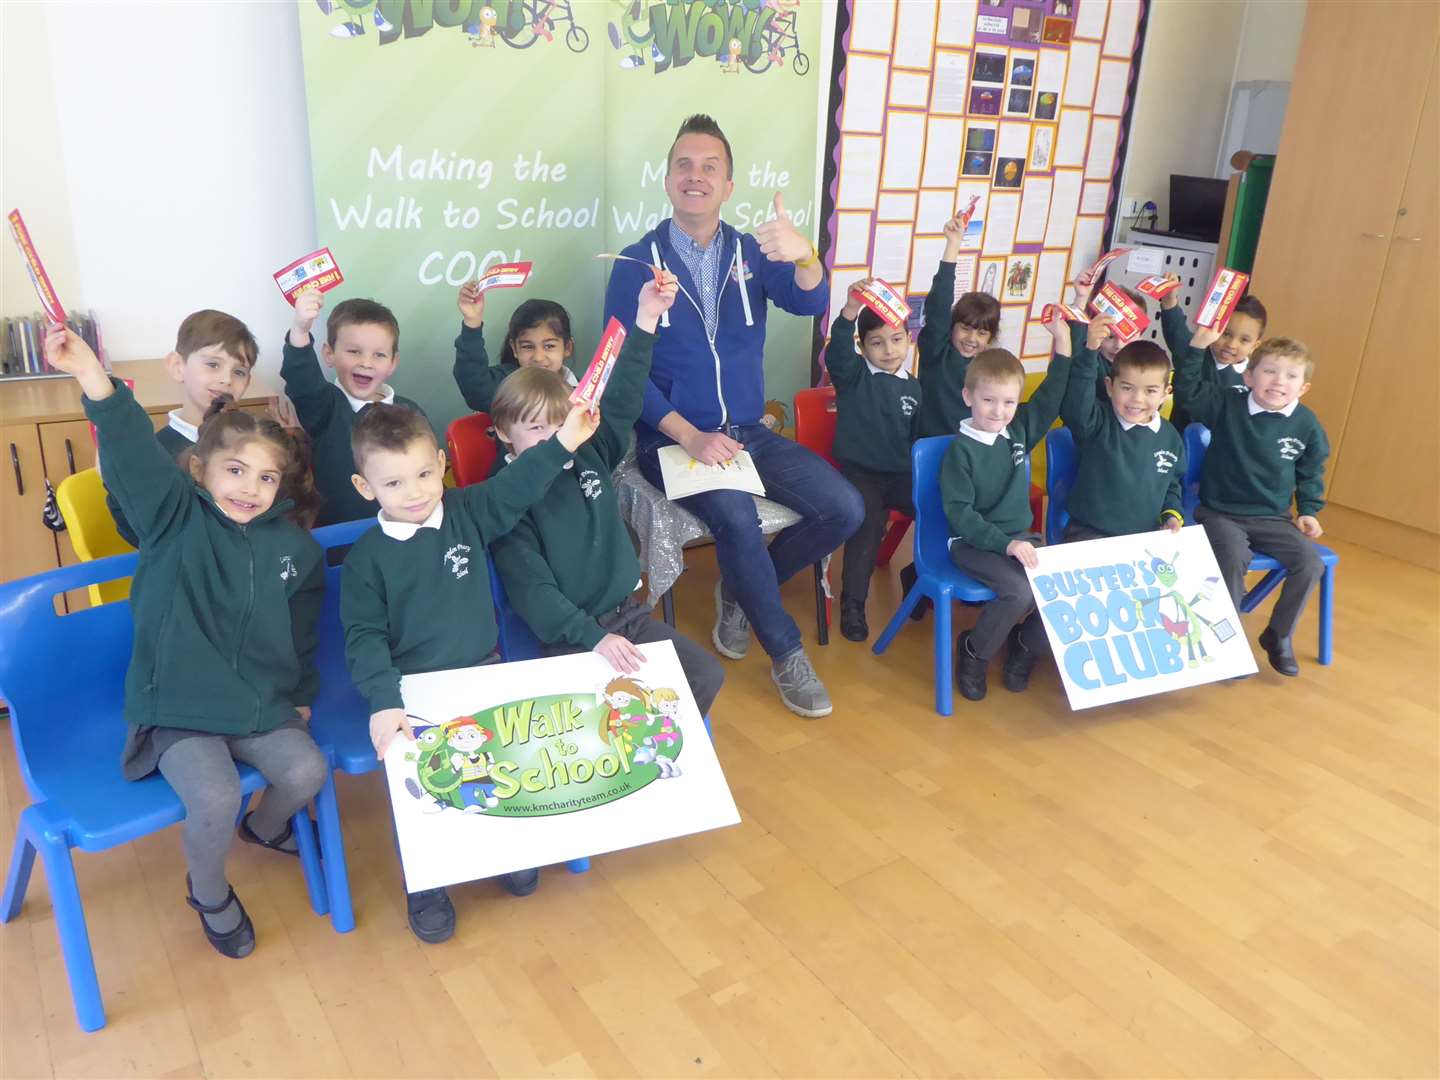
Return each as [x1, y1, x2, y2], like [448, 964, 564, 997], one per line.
[1026, 527, 1258, 710]
[386, 642, 740, 892]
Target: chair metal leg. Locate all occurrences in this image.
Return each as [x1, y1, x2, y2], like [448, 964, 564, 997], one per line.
[566, 858, 591, 874]
[290, 809, 329, 918]
[660, 588, 676, 627]
[1319, 563, 1334, 665]
[813, 562, 829, 646]
[933, 587, 954, 717]
[312, 774, 355, 933]
[2, 820, 37, 922]
[33, 813, 105, 1031]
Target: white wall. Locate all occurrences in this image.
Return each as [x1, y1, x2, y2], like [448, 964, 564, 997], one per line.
[1234, 0, 1306, 82]
[2, 0, 315, 376]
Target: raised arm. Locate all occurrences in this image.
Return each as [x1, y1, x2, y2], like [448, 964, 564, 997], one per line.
[458, 406, 598, 542]
[281, 287, 339, 432]
[453, 280, 503, 412]
[1016, 314, 1074, 449]
[753, 193, 827, 307]
[590, 275, 675, 468]
[1060, 313, 1108, 442]
[823, 282, 871, 392]
[1172, 326, 1226, 428]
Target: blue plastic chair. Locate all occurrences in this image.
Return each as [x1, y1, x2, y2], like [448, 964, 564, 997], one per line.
[1182, 423, 1338, 664]
[872, 436, 1009, 716]
[0, 554, 328, 1032]
[1044, 427, 1078, 546]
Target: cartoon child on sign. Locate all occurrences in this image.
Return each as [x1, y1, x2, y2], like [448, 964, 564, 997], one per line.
[1135, 550, 1232, 668]
[601, 677, 648, 761]
[634, 687, 684, 779]
[446, 717, 501, 812]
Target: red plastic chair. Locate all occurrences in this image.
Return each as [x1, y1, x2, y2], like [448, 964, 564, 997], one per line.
[793, 386, 915, 565]
[446, 412, 500, 487]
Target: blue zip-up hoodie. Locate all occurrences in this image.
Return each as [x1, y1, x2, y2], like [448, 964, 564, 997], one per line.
[602, 217, 827, 440]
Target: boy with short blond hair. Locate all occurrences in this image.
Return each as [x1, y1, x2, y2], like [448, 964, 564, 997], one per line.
[918, 210, 1002, 437]
[1059, 313, 1185, 541]
[939, 316, 1071, 700]
[490, 276, 724, 718]
[105, 308, 259, 545]
[282, 289, 428, 524]
[1176, 329, 1328, 676]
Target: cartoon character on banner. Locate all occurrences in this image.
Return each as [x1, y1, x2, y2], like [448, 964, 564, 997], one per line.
[633, 686, 685, 779]
[404, 723, 463, 813]
[608, 0, 664, 69]
[721, 37, 743, 74]
[601, 677, 649, 760]
[466, 5, 498, 46]
[445, 717, 501, 812]
[1134, 550, 1232, 667]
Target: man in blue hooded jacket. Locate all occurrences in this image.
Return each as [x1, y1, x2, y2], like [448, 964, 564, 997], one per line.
[603, 114, 863, 719]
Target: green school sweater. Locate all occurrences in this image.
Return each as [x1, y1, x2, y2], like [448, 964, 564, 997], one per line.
[85, 382, 323, 736]
[939, 351, 1071, 553]
[824, 314, 921, 474]
[1060, 345, 1185, 536]
[491, 329, 657, 649]
[1174, 342, 1330, 518]
[281, 336, 428, 526]
[106, 421, 195, 547]
[917, 261, 974, 436]
[1163, 308, 1248, 431]
[452, 322, 518, 414]
[340, 435, 573, 713]
[1067, 305, 1189, 405]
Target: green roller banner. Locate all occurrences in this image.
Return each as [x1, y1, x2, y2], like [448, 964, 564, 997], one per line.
[297, 0, 822, 431]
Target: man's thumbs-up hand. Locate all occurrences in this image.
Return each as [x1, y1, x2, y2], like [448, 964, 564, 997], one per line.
[755, 190, 812, 264]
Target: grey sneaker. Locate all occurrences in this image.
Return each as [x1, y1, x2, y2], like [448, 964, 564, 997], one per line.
[770, 648, 833, 718]
[712, 581, 751, 660]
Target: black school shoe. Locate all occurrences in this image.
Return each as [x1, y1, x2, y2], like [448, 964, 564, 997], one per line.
[1258, 627, 1300, 677]
[185, 875, 255, 959]
[1001, 627, 1040, 692]
[955, 631, 988, 701]
[840, 597, 869, 642]
[502, 868, 540, 897]
[899, 564, 930, 620]
[238, 812, 298, 857]
[407, 887, 456, 944]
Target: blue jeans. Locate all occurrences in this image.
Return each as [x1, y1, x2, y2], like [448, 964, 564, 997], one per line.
[638, 424, 864, 659]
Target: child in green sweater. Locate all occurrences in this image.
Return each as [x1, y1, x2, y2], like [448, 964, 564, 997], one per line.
[1060, 313, 1186, 540]
[1166, 288, 1267, 431]
[46, 326, 327, 963]
[453, 283, 579, 413]
[282, 288, 428, 525]
[104, 309, 259, 546]
[939, 316, 1071, 700]
[917, 209, 1002, 437]
[340, 399, 598, 944]
[1177, 328, 1328, 676]
[823, 277, 922, 642]
[491, 273, 724, 722]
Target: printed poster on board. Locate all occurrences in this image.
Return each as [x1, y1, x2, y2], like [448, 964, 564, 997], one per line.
[1026, 526, 1258, 710]
[385, 642, 740, 892]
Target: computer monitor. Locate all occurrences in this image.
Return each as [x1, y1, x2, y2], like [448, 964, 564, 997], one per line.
[1169, 175, 1227, 241]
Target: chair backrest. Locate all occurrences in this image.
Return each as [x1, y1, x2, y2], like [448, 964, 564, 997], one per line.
[792, 386, 839, 469]
[0, 553, 139, 802]
[309, 519, 379, 726]
[447, 412, 500, 487]
[489, 558, 544, 661]
[55, 468, 136, 604]
[1182, 422, 1211, 519]
[911, 434, 1030, 577]
[1044, 427, 1079, 546]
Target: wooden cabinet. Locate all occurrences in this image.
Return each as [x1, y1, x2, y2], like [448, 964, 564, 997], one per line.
[1251, 3, 1440, 567]
[0, 361, 276, 594]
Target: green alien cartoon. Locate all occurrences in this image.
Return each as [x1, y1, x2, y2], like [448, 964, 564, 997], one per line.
[1135, 550, 1230, 668]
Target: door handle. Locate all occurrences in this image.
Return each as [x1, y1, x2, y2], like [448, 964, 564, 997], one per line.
[1395, 236, 1422, 243]
[10, 443, 22, 497]
[1359, 232, 1387, 239]
[65, 437, 76, 474]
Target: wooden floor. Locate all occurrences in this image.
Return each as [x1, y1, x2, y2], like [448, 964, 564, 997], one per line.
[3, 536, 1438, 1079]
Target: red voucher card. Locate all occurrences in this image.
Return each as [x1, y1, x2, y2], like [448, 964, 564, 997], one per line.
[274, 248, 344, 305]
[474, 260, 533, 292]
[957, 193, 981, 231]
[1083, 247, 1131, 283]
[571, 317, 627, 411]
[7, 209, 66, 324]
[1195, 268, 1250, 330]
[1090, 282, 1151, 344]
[1135, 275, 1180, 301]
[855, 278, 911, 329]
[1041, 302, 1090, 324]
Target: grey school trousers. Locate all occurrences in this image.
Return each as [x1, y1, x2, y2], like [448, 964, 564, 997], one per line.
[948, 538, 1048, 661]
[1195, 507, 1324, 638]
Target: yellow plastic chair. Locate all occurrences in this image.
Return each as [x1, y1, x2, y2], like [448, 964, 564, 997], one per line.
[54, 468, 136, 605]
